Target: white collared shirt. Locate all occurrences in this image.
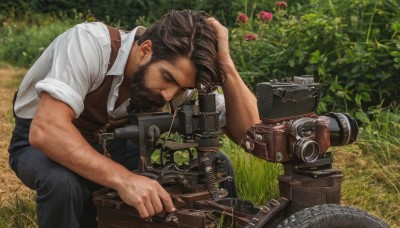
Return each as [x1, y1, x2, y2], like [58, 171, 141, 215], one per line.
[14, 22, 144, 119]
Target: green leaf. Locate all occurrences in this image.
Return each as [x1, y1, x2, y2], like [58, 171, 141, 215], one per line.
[318, 65, 326, 76]
[354, 111, 369, 123]
[390, 51, 400, 57]
[355, 94, 362, 106]
[361, 92, 371, 102]
[309, 50, 321, 64]
[392, 21, 400, 32]
[288, 59, 295, 68]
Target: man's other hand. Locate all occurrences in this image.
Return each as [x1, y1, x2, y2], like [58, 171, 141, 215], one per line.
[116, 173, 176, 219]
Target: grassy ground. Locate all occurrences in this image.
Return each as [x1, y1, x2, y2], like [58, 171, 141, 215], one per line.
[0, 65, 37, 227]
[333, 145, 399, 227]
[0, 65, 31, 203]
[0, 65, 398, 227]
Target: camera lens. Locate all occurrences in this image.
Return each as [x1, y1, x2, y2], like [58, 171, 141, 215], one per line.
[298, 121, 315, 137]
[289, 117, 315, 138]
[324, 112, 359, 146]
[293, 138, 320, 163]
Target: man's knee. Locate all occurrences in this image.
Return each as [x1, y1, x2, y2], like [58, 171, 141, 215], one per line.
[36, 165, 88, 201]
[12, 147, 89, 201]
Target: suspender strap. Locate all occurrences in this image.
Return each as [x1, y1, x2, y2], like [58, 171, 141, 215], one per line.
[72, 25, 124, 142]
[106, 26, 121, 72]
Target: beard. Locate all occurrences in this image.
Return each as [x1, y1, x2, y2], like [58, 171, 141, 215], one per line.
[127, 62, 166, 114]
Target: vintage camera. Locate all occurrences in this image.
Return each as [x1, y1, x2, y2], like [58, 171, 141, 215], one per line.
[242, 76, 359, 163]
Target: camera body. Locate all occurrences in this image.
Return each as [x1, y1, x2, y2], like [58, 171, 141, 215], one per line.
[242, 76, 357, 163]
[257, 76, 321, 120]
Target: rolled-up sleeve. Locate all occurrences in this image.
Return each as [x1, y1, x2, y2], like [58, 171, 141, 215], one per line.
[35, 25, 104, 118]
[36, 78, 85, 117]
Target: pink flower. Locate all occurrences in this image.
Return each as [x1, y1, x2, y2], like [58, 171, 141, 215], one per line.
[236, 13, 249, 24]
[275, 1, 288, 10]
[244, 33, 258, 41]
[259, 11, 273, 23]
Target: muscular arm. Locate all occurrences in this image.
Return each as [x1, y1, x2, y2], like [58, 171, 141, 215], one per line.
[29, 93, 175, 218]
[207, 18, 261, 144]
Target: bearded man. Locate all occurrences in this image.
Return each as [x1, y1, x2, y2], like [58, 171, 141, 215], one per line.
[8, 10, 259, 227]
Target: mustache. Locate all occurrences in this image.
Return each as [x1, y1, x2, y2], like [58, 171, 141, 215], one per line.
[127, 63, 166, 113]
[128, 83, 166, 113]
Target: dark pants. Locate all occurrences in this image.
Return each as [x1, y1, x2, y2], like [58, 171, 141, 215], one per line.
[8, 117, 237, 228]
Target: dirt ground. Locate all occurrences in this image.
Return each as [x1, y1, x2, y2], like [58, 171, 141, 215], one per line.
[0, 65, 33, 204]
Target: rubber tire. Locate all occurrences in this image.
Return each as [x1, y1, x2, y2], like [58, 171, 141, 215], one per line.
[277, 204, 389, 228]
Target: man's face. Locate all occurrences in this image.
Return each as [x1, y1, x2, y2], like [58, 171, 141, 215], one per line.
[129, 57, 196, 113]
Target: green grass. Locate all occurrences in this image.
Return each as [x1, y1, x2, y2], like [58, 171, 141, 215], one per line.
[222, 138, 283, 204]
[0, 194, 37, 228]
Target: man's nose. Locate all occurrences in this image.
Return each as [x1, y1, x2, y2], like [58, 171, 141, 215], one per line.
[160, 89, 175, 102]
[160, 87, 183, 102]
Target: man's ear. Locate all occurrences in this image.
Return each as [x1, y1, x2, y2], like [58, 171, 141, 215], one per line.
[138, 40, 153, 64]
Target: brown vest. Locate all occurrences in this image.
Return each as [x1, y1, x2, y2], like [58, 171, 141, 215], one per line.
[72, 26, 131, 142]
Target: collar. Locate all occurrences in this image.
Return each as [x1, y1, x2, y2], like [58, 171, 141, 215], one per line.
[106, 26, 146, 76]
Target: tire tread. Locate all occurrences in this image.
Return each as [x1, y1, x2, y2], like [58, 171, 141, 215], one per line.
[277, 204, 389, 228]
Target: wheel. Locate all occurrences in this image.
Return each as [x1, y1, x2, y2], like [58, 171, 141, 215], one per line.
[277, 204, 389, 228]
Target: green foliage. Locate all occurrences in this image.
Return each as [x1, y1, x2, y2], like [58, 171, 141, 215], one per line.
[0, 0, 245, 29]
[0, 0, 149, 29]
[0, 12, 83, 67]
[358, 103, 400, 191]
[230, 0, 400, 112]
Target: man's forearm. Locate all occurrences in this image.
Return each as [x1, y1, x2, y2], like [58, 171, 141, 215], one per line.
[206, 18, 260, 144]
[222, 62, 260, 144]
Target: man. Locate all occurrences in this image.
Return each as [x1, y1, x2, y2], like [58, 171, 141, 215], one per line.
[8, 10, 259, 227]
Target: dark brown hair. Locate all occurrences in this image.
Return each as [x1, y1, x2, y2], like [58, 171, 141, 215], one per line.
[137, 10, 226, 94]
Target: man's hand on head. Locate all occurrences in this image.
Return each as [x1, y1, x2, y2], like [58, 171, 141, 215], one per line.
[206, 18, 234, 68]
[206, 18, 260, 144]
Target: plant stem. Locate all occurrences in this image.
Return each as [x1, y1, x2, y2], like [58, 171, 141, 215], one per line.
[366, 0, 380, 43]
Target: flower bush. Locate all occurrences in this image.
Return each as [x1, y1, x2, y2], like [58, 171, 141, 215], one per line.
[275, 1, 288, 10]
[230, 0, 400, 113]
[258, 11, 273, 23]
[236, 13, 249, 24]
[244, 33, 258, 41]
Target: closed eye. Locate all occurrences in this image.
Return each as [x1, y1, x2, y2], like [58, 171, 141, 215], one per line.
[161, 67, 195, 90]
[163, 72, 174, 83]
[161, 68, 178, 85]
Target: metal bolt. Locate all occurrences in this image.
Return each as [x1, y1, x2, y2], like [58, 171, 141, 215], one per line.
[255, 134, 263, 141]
[245, 140, 254, 151]
[276, 152, 283, 161]
[270, 199, 280, 207]
[166, 215, 178, 223]
[260, 206, 270, 213]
